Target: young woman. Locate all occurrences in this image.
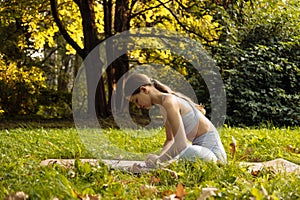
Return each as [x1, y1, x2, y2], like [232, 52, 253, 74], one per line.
[124, 73, 227, 167]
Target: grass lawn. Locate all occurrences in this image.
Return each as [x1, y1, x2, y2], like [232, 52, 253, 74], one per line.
[0, 124, 299, 199]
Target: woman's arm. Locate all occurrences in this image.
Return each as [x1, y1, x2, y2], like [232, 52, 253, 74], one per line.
[159, 120, 174, 156]
[157, 96, 188, 162]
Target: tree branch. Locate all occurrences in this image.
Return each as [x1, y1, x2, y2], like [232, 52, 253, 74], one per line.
[50, 0, 85, 57]
[157, 0, 219, 44]
[103, 0, 112, 36]
[40, 46, 61, 65]
[172, 0, 198, 11]
[130, 0, 172, 19]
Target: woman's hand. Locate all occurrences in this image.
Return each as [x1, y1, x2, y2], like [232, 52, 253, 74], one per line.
[145, 154, 159, 168]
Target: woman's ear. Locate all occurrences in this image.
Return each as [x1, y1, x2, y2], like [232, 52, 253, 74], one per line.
[140, 86, 149, 94]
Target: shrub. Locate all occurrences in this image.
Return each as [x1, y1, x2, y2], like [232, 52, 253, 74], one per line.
[212, 0, 300, 126]
[36, 89, 72, 119]
[0, 62, 47, 116]
[221, 43, 300, 126]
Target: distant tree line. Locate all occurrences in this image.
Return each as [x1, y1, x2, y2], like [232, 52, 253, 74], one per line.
[0, 0, 299, 126]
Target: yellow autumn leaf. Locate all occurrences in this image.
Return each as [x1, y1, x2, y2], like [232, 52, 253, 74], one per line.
[197, 187, 218, 200]
[175, 182, 186, 199]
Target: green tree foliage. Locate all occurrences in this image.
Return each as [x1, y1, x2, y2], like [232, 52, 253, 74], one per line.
[130, 0, 222, 45]
[0, 0, 78, 118]
[51, 0, 224, 118]
[0, 0, 299, 127]
[128, 0, 223, 114]
[220, 44, 300, 126]
[0, 0, 58, 55]
[0, 61, 47, 116]
[214, 0, 300, 126]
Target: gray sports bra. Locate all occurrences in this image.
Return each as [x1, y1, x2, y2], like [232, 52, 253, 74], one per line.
[161, 94, 202, 136]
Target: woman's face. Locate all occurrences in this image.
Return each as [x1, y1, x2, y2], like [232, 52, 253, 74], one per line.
[130, 87, 152, 109]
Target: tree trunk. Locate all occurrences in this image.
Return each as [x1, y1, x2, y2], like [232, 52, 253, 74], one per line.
[110, 0, 130, 112]
[104, 0, 114, 114]
[51, 0, 132, 119]
[78, 0, 109, 118]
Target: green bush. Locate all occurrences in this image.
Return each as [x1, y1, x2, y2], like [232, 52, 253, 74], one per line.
[0, 60, 72, 119]
[36, 89, 72, 119]
[212, 0, 300, 126]
[220, 43, 300, 126]
[0, 62, 47, 116]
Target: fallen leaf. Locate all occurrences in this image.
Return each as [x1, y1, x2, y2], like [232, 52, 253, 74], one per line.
[149, 176, 160, 184]
[139, 185, 158, 196]
[68, 170, 76, 178]
[175, 183, 186, 199]
[286, 145, 300, 154]
[80, 194, 101, 200]
[197, 187, 218, 200]
[162, 183, 186, 200]
[5, 191, 29, 200]
[230, 136, 237, 158]
[73, 189, 101, 200]
[251, 169, 260, 176]
[161, 168, 178, 179]
[163, 194, 178, 200]
[245, 147, 253, 155]
[160, 189, 174, 197]
[47, 141, 54, 146]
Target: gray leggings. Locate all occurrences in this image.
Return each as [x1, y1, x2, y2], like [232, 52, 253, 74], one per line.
[178, 130, 227, 163]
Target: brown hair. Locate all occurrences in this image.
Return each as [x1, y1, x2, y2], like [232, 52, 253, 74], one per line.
[124, 73, 206, 115]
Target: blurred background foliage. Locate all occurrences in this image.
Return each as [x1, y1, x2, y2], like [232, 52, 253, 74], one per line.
[0, 0, 299, 126]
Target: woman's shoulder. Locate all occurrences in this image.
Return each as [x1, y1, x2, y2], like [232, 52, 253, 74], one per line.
[161, 94, 180, 109]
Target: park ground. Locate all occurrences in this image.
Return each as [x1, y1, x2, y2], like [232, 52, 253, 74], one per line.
[0, 120, 299, 199]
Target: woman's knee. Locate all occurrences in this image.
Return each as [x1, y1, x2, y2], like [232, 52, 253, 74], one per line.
[179, 145, 218, 162]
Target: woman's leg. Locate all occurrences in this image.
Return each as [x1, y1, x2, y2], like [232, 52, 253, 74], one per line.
[192, 130, 227, 164]
[178, 145, 218, 162]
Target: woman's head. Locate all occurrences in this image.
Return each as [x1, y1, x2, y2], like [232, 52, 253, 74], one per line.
[124, 73, 154, 109]
[124, 73, 152, 97]
[124, 73, 172, 98]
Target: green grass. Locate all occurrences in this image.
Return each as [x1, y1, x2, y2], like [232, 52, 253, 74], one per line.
[0, 126, 299, 199]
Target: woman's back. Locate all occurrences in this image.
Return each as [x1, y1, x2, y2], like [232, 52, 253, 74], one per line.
[160, 93, 213, 141]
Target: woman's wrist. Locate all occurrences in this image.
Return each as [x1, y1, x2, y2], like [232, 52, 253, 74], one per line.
[146, 154, 159, 167]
